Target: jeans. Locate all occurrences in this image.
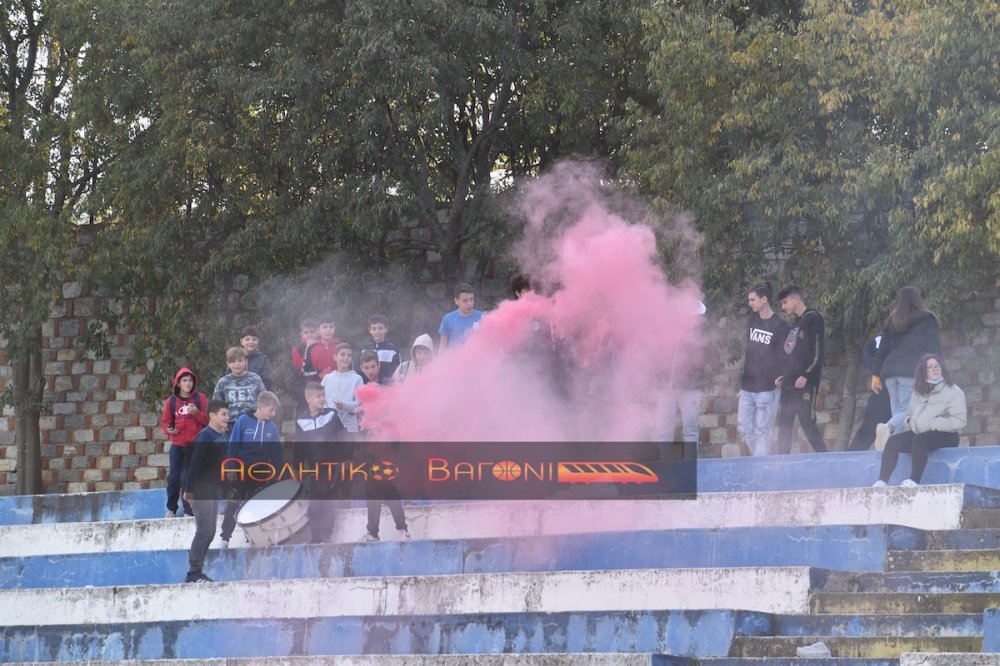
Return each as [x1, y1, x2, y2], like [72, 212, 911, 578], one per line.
[885, 376, 916, 434]
[657, 389, 702, 444]
[737, 389, 781, 456]
[166, 444, 192, 515]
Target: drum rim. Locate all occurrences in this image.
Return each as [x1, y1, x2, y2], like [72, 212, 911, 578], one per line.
[235, 481, 306, 528]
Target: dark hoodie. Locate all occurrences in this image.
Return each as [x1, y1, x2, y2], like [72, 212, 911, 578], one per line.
[873, 311, 941, 380]
[160, 368, 209, 446]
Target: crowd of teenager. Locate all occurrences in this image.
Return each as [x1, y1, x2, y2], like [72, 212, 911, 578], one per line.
[736, 282, 966, 487]
[162, 277, 967, 583]
[164, 282, 483, 583]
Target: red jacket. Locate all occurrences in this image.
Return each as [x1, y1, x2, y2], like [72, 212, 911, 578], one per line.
[160, 367, 209, 446]
[292, 338, 341, 379]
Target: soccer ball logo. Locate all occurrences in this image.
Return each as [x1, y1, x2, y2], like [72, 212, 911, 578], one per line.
[370, 460, 399, 482]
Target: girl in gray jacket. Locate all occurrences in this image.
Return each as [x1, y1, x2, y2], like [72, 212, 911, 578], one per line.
[873, 354, 966, 487]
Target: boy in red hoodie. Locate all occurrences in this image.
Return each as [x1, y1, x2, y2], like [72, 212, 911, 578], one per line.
[160, 368, 209, 517]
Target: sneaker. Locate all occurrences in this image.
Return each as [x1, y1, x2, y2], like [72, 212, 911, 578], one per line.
[872, 480, 888, 488]
[219, 538, 230, 549]
[165, 509, 178, 518]
[184, 571, 214, 583]
[796, 641, 832, 658]
[900, 478, 918, 488]
[397, 527, 411, 539]
[874, 423, 891, 451]
[362, 532, 379, 542]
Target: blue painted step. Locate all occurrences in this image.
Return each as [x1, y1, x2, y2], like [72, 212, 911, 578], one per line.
[0, 525, 895, 589]
[3, 446, 997, 525]
[0, 610, 772, 663]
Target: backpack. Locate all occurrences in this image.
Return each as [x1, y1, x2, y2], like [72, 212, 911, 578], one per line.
[169, 393, 204, 429]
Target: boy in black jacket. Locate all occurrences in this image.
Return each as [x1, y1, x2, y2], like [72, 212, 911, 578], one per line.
[183, 400, 230, 583]
[775, 285, 828, 454]
[295, 382, 350, 543]
[359, 314, 401, 384]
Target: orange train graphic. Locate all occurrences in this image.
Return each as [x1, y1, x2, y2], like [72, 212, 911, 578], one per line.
[556, 461, 659, 484]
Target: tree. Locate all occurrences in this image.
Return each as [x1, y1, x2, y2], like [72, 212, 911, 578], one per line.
[625, 0, 1000, 447]
[0, 1, 115, 492]
[81, 0, 654, 393]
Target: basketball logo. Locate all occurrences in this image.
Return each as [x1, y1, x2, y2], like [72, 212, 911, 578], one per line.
[370, 460, 399, 481]
[492, 460, 522, 481]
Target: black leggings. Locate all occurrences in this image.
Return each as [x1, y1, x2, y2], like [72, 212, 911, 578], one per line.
[878, 430, 959, 482]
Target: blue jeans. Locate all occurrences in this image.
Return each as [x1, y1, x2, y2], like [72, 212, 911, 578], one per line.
[166, 444, 192, 515]
[738, 389, 781, 456]
[885, 376, 916, 434]
[657, 389, 702, 444]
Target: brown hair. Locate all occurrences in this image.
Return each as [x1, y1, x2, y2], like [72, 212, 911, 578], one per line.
[914, 353, 953, 396]
[887, 286, 938, 333]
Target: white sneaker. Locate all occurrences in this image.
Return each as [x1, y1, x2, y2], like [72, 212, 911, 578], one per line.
[874, 423, 891, 451]
[872, 480, 888, 488]
[165, 509, 177, 518]
[362, 533, 379, 542]
[397, 527, 411, 539]
[219, 539, 230, 549]
[796, 641, 832, 658]
[900, 478, 918, 488]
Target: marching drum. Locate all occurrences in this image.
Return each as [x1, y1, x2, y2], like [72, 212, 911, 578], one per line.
[236, 479, 312, 547]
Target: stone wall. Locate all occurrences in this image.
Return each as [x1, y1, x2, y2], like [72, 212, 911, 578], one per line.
[1, 284, 998, 494]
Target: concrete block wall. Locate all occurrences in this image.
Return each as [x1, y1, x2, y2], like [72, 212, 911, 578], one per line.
[1, 283, 999, 493]
[0, 284, 170, 494]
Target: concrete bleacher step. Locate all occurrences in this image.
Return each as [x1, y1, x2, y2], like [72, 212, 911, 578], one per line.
[652, 655, 1000, 665]
[771, 612, 982, 637]
[959, 509, 1000, 529]
[2, 484, 992, 558]
[898, 527, 1000, 551]
[728, 635, 983, 658]
[0, 567, 815, 627]
[810, 591, 1000, 614]
[11, 657, 661, 666]
[0, 609, 774, 662]
[818, 569, 1000, 594]
[4, 446, 995, 526]
[887, 548, 1000, 572]
[0, 525, 898, 589]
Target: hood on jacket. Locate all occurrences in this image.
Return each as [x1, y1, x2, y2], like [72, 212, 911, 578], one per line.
[172, 367, 200, 396]
[411, 334, 435, 358]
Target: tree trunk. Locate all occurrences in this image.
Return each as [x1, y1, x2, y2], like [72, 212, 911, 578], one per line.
[835, 319, 863, 451]
[14, 326, 44, 495]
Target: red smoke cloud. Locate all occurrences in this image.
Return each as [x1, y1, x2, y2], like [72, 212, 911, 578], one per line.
[359, 163, 705, 442]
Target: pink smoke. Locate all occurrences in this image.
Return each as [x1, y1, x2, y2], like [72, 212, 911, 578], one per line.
[359, 163, 705, 442]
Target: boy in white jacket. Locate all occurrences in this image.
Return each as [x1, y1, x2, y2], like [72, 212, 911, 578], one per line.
[321, 343, 363, 435]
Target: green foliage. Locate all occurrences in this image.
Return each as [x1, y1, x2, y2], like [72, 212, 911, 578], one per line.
[626, 0, 1000, 335]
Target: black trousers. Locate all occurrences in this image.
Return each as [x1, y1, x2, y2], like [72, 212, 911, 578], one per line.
[878, 430, 959, 483]
[365, 478, 407, 538]
[776, 385, 827, 454]
[847, 389, 892, 451]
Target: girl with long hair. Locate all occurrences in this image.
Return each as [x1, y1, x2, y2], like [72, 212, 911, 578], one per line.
[873, 354, 966, 487]
[871, 286, 941, 450]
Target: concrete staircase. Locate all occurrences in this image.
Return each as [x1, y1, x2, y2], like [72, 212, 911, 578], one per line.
[0, 447, 998, 664]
